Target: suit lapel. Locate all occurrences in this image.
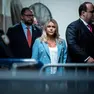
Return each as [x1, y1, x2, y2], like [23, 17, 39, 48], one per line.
[32, 25, 38, 45]
[42, 40, 63, 61]
[19, 23, 30, 48]
[79, 19, 92, 33]
[57, 42, 63, 61]
[42, 42, 50, 58]
[79, 19, 94, 38]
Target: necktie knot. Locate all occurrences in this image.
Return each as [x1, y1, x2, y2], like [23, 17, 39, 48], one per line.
[27, 26, 30, 29]
[87, 24, 92, 32]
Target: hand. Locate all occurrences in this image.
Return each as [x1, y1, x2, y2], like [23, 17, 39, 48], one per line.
[87, 57, 94, 63]
[1, 34, 10, 45]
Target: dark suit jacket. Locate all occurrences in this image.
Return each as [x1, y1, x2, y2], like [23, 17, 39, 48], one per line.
[7, 23, 42, 58]
[0, 29, 13, 58]
[66, 19, 94, 63]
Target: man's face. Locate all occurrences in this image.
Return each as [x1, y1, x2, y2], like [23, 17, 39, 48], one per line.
[84, 4, 94, 23]
[21, 10, 34, 25]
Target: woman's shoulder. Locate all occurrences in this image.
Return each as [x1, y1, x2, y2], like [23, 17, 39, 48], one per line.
[58, 38, 66, 43]
[35, 37, 43, 43]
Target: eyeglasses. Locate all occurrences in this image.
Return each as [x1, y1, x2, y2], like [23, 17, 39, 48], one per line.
[23, 14, 34, 17]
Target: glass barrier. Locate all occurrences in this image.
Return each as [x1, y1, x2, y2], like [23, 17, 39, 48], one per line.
[0, 70, 94, 94]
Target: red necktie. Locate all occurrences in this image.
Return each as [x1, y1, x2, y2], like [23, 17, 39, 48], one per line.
[27, 27, 32, 47]
[87, 25, 92, 32]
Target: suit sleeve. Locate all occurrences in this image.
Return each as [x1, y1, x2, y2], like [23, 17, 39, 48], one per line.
[6, 28, 12, 42]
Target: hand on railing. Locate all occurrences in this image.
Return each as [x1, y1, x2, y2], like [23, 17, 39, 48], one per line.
[86, 57, 94, 63]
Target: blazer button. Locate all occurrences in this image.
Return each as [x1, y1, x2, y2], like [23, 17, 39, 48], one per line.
[41, 50, 43, 52]
[44, 56, 46, 58]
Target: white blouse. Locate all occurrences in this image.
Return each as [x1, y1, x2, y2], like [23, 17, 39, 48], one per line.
[49, 46, 58, 74]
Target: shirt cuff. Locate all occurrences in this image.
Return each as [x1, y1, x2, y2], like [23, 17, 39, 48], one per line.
[84, 56, 90, 62]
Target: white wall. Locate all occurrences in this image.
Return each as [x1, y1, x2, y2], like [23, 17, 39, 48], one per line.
[3, 0, 94, 39]
[20, 0, 80, 39]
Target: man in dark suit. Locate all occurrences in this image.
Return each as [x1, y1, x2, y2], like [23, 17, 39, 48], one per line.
[66, 2, 94, 63]
[0, 29, 13, 58]
[7, 7, 42, 58]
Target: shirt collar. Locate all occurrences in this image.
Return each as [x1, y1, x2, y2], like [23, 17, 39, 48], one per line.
[21, 21, 32, 30]
[80, 18, 88, 26]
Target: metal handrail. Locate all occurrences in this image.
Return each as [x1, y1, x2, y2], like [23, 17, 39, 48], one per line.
[40, 63, 94, 74]
[0, 58, 37, 69]
[0, 58, 36, 63]
[12, 59, 37, 69]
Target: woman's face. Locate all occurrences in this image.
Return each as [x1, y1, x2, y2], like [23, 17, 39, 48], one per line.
[46, 21, 56, 37]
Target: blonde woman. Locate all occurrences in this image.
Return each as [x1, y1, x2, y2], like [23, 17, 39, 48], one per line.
[32, 19, 67, 74]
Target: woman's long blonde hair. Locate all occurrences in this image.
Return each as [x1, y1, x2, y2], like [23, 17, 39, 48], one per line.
[40, 19, 62, 43]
